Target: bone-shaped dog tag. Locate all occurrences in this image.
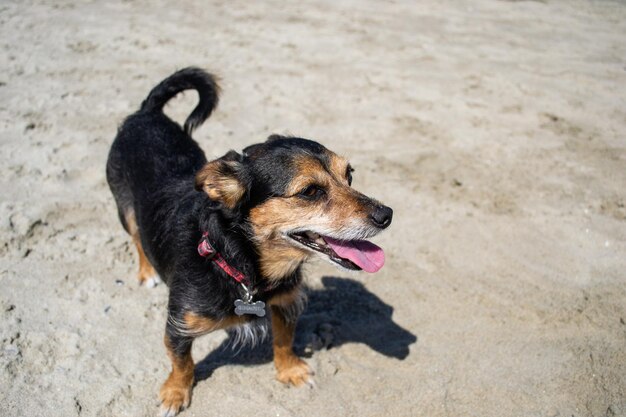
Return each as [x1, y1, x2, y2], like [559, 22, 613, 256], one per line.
[234, 299, 266, 317]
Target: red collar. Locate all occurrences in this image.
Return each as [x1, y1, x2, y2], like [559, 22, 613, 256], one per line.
[197, 232, 251, 288]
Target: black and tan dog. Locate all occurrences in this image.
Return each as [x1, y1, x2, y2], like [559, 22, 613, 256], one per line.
[106, 67, 393, 416]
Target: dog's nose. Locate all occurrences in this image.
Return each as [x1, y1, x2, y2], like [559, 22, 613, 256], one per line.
[369, 205, 393, 229]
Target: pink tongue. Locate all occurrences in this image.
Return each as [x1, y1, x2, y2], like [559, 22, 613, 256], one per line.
[323, 236, 385, 273]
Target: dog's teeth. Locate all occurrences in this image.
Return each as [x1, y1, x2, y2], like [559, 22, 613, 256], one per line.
[305, 231, 318, 240]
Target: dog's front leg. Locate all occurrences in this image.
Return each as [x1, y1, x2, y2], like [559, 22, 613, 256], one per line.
[160, 327, 194, 417]
[270, 304, 314, 386]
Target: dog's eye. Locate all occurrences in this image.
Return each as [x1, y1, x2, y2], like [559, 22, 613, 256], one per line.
[298, 184, 326, 200]
[346, 165, 354, 186]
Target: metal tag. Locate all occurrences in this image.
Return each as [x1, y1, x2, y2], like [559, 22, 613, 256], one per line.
[234, 299, 266, 317]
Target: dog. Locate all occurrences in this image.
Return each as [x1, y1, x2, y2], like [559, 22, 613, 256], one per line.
[106, 67, 393, 416]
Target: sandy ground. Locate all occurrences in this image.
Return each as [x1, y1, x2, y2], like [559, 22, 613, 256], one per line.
[1, 0, 626, 416]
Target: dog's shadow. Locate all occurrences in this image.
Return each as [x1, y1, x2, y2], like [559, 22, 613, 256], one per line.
[195, 276, 417, 381]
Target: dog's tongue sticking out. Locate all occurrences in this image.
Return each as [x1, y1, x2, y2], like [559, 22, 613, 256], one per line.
[323, 237, 385, 273]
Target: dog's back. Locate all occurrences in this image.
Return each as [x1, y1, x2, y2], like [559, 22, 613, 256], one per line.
[106, 68, 220, 232]
[106, 68, 220, 284]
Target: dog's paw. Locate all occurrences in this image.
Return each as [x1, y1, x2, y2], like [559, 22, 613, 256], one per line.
[140, 274, 161, 288]
[159, 383, 191, 417]
[276, 357, 315, 387]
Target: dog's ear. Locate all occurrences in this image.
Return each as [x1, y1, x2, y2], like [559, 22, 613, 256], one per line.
[195, 154, 247, 209]
[266, 134, 286, 143]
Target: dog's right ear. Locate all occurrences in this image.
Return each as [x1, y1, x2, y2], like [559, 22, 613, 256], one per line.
[195, 155, 247, 209]
[266, 134, 286, 143]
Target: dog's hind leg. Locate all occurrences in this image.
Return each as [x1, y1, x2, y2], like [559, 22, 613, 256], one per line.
[125, 209, 161, 287]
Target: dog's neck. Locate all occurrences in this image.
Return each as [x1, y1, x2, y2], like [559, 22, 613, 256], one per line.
[196, 200, 301, 299]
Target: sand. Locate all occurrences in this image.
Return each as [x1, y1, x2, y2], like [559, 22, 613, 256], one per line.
[1, 0, 625, 416]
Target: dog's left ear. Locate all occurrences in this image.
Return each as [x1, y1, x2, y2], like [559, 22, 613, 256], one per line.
[195, 152, 247, 209]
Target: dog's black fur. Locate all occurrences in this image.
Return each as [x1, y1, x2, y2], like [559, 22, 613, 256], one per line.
[106, 67, 392, 415]
[107, 68, 309, 344]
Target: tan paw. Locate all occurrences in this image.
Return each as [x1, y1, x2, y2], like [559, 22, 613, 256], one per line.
[159, 383, 191, 417]
[276, 357, 315, 387]
[139, 273, 161, 288]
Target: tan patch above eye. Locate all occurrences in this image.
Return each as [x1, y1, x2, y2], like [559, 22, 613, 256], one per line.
[327, 152, 350, 183]
[286, 157, 330, 196]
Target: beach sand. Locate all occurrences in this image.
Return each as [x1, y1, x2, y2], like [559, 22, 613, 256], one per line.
[1, 1, 625, 416]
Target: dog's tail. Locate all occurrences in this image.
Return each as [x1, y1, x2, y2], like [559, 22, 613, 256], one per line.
[140, 67, 220, 135]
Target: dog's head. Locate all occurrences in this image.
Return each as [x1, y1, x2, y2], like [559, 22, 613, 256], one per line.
[195, 135, 392, 281]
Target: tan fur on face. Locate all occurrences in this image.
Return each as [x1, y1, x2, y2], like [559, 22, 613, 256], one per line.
[249, 153, 373, 281]
[195, 159, 245, 209]
[327, 153, 351, 185]
[284, 157, 330, 195]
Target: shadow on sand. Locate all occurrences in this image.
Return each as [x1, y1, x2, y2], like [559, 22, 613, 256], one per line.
[195, 276, 417, 381]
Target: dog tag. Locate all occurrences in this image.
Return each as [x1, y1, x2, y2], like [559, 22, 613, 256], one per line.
[234, 299, 266, 317]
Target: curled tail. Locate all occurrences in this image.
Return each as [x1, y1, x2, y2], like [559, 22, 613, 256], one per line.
[140, 67, 220, 135]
